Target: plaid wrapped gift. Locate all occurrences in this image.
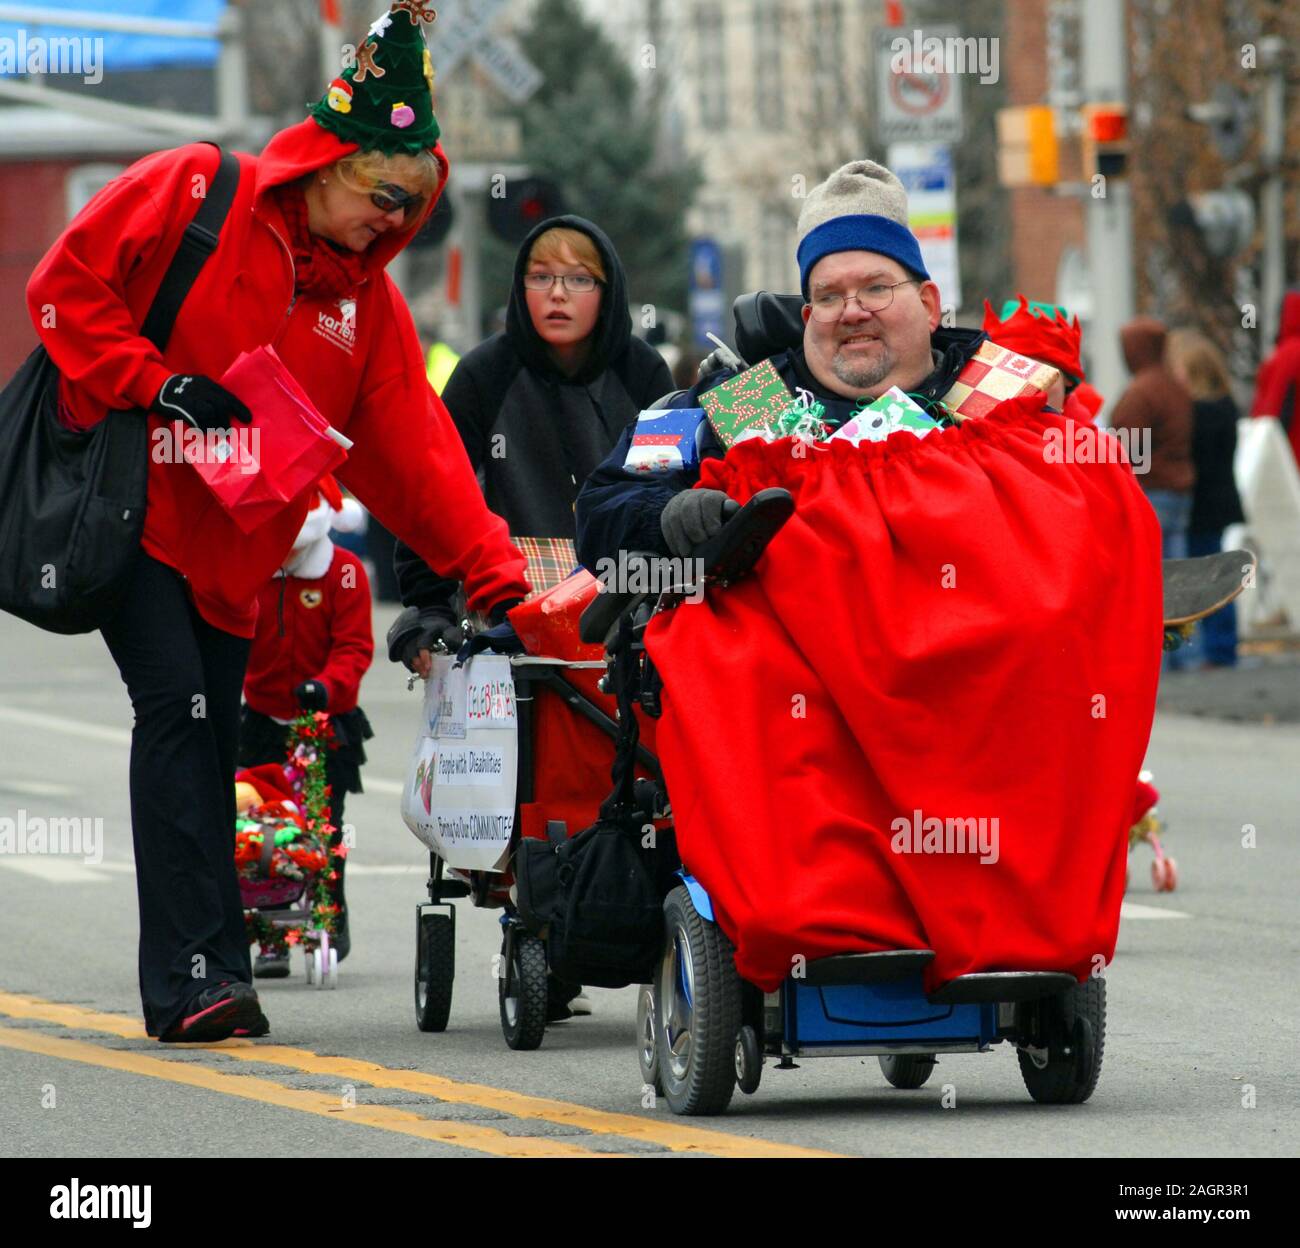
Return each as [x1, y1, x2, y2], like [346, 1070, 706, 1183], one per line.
[515, 536, 580, 601]
[700, 359, 794, 448]
[940, 340, 1061, 420]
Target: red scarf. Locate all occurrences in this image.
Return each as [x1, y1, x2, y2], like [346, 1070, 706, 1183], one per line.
[275, 185, 369, 300]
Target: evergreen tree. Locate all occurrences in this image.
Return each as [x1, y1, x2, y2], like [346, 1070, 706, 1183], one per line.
[483, 0, 699, 324]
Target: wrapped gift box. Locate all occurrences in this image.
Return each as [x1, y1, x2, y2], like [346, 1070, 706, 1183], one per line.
[831, 387, 938, 445]
[700, 359, 794, 448]
[507, 570, 605, 662]
[623, 407, 706, 473]
[940, 340, 1060, 420]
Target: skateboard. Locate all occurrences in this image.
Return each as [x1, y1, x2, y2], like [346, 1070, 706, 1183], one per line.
[1162, 549, 1255, 649]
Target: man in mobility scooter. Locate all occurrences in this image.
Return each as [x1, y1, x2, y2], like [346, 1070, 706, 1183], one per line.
[575, 161, 1165, 1114]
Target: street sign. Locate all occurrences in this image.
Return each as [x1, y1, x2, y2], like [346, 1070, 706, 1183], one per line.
[688, 238, 726, 351]
[473, 32, 544, 105]
[876, 26, 964, 144]
[428, 0, 542, 104]
[429, 0, 508, 77]
[888, 142, 962, 311]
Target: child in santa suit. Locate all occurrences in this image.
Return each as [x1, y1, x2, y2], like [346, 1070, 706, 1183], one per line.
[239, 476, 374, 977]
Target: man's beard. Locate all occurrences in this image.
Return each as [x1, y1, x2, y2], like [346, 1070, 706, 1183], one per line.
[831, 337, 894, 390]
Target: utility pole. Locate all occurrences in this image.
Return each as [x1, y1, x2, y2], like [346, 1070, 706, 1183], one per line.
[320, 0, 345, 87]
[1258, 35, 1287, 352]
[1080, 0, 1135, 420]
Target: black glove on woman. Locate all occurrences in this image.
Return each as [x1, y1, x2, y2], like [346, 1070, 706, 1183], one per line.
[151, 374, 251, 434]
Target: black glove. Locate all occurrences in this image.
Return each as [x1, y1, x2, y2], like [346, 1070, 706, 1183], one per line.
[660, 488, 733, 557]
[454, 620, 525, 667]
[386, 606, 464, 671]
[151, 374, 251, 434]
[487, 598, 524, 627]
[400, 617, 464, 668]
[294, 680, 329, 711]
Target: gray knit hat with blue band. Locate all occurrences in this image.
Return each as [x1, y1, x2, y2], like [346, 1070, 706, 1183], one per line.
[796, 160, 930, 298]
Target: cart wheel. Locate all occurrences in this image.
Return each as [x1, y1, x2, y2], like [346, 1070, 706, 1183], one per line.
[1152, 857, 1178, 893]
[878, 1054, 936, 1089]
[1017, 976, 1106, 1104]
[735, 1024, 762, 1095]
[415, 911, 454, 1032]
[636, 983, 663, 1096]
[314, 931, 330, 991]
[499, 929, 547, 1051]
[656, 884, 742, 1116]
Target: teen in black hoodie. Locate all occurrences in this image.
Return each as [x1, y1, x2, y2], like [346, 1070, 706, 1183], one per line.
[390, 215, 672, 657]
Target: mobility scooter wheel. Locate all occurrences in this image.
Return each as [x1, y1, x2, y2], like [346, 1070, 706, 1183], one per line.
[734, 1025, 762, 1095]
[656, 885, 742, 1115]
[499, 928, 548, 1051]
[1017, 976, 1106, 1104]
[636, 984, 664, 1095]
[878, 1054, 937, 1089]
[415, 911, 454, 1032]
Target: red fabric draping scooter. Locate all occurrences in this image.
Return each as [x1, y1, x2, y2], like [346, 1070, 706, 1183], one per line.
[645, 395, 1162, 992]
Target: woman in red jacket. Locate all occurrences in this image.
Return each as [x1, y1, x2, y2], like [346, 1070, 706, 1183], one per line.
[25, 5, 527, 1042]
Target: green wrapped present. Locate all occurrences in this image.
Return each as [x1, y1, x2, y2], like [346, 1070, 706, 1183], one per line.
[700, 359, 795, 448]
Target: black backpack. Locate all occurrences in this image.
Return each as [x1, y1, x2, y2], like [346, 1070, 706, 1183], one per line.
[517, 808, 678, 989]
[0, 144, 240, 634]
[514, 659, 678, 988]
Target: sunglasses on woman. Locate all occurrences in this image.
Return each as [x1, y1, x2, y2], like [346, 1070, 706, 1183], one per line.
[370, 182, 425, 221]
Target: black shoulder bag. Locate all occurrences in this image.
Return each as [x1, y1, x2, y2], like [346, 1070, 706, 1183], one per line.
[0, 144, 240, 635]
[515, 627, 679, 989]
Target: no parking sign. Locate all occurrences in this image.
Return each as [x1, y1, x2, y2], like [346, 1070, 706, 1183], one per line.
[876, 26, 964, 144]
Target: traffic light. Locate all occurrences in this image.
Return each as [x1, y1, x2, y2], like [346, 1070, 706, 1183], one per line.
[1168, 190, 1256, 259]
[1081, 103, 1129, 180]
[407, 192, 454, 250]
[996, 105, 1059, 187]
[487, 176, 567, 244]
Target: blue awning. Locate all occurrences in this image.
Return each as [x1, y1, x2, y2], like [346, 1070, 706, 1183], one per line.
[0, 1, 224, 72]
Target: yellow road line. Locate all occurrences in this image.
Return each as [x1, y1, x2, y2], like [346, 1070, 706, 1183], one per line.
[0, 991, 837, 1158]
[0, 1025, 611, 1158]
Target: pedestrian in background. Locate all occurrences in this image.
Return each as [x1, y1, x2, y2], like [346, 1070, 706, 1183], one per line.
[1167, 329, 1246, 668]
[1250, 290, 1300, 467]
[390, 215, 672, 1024]
[390, 214, 673, 677]
[1111, 318, 1196, 561]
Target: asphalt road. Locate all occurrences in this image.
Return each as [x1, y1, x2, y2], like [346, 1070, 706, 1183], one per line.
[1, 606, 1297, 1159]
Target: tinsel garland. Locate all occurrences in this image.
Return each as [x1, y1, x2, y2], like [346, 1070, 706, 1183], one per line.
[244, 712, 348, 952]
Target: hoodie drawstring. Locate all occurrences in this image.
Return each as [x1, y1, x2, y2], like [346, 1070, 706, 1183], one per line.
[277, 572, 287, 638]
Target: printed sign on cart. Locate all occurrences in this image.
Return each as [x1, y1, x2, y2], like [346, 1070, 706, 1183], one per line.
[403, 656, 518, 872]
[426, 661, 467, 739]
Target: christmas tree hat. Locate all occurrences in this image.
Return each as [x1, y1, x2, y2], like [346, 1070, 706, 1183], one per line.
[311, 2, 440, 156]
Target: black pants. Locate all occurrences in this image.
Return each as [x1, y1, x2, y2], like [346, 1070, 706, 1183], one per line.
[101, 554, 253, 1036]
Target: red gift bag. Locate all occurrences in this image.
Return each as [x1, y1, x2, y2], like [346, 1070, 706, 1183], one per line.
[183, 345, 350, 534]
